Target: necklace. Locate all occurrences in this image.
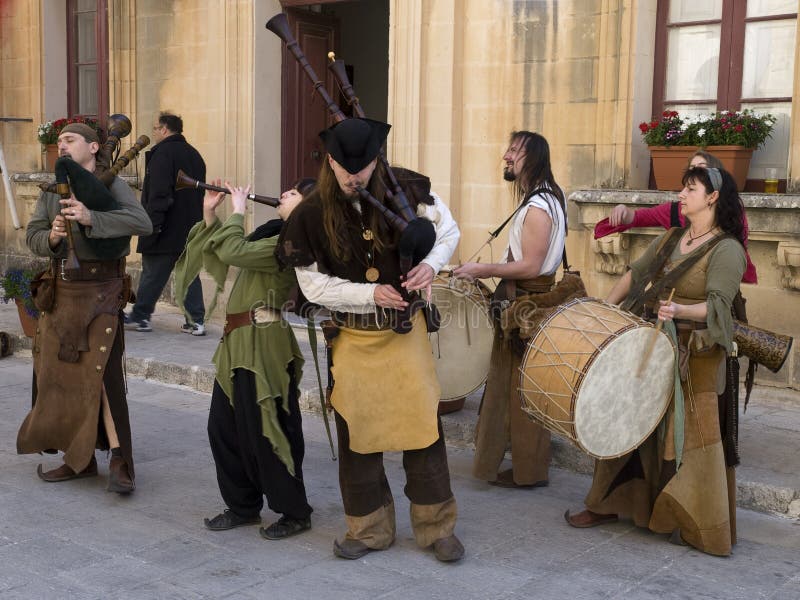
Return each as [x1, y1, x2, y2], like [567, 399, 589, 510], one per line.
[686, 226, 715, 246]
[359, 221, 379, 282]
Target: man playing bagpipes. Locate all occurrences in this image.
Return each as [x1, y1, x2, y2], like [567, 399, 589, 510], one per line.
[277, 118, 464, 562]
[17, 123, 152, 493]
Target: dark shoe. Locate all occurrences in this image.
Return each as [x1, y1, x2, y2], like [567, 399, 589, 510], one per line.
[564, 509, 618, 528]
[37, 456, 97, 482]
[333, 538, 375, 560]
[432, 534, 465, 562]
[259, 515, 311, 540]
[204, 509, 261, 531]
[489, 469, 548, 489]
[107, 455, 135, 493]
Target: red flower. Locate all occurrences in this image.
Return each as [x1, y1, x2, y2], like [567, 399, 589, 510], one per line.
[662, 111, 669, 117]
[639, 122, 649, 132]
[650, 121, 658, 129]
[734, 124, 743, 132]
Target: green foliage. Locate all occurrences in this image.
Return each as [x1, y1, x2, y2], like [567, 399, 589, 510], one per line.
[1, 266, 43, 318]
[640, 110, 775, 149]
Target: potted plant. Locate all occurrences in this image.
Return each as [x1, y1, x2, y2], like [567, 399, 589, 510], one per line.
[639, 109, 775, 191]
[1, 265, 43, 337]
[37, 116, 100, 171]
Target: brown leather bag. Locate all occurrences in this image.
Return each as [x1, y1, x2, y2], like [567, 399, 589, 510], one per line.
[30, 270, 56, 313]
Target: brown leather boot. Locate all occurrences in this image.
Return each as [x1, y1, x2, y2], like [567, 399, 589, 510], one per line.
[107, 455, 135, 494]
[37, 455, 97, 482]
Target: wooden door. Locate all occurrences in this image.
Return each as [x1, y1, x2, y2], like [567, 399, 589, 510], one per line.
[280, 10, 339, 190]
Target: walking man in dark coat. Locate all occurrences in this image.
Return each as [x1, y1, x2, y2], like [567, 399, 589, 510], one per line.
[125, 112, 207, 334]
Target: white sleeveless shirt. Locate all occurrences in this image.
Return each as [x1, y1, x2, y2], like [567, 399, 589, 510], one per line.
[505, 188, 566, 277]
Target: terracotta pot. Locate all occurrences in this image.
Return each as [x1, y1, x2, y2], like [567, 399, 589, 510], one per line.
[14, 298, 38, 338]
[44, 144, 59, 172]
[648, 146, 699, 191]
[704, 145, 754, 192]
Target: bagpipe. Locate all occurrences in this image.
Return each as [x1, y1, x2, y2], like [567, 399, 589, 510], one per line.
[43, 114, 150, 269]
[266, 12, 437, 333]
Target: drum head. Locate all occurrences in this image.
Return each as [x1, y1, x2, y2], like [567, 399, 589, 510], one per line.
[574, 327, 674, 459]
[429, 284, 494, 401]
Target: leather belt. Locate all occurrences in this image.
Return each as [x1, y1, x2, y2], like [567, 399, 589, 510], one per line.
[54, 258, 126, 281]
[223, 305, 282, 336]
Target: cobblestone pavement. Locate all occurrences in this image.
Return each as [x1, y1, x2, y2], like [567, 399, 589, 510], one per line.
[0, 353, 799, 599]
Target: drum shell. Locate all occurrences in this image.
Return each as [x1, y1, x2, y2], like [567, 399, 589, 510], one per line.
[519, 298, 675, 459]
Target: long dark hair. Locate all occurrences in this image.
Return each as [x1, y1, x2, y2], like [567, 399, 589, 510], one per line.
[681, 166, 745, 244]
[509, 130, 566, 224]
[312, 158, 395, 262]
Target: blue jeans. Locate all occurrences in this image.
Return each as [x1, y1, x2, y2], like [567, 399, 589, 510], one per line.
[131, 253, 205, 324]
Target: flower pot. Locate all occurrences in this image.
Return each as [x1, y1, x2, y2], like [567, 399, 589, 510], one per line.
[648, 146, 699, 191]
[14, 298, 38, 338]
[44, 144, 59, 172]
[704, 146, 754, 192]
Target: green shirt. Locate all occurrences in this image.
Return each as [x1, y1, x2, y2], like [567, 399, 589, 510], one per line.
[174, 213, 304, 475]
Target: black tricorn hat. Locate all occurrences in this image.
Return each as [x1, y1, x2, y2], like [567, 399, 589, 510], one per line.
[319, 118, 391, 174]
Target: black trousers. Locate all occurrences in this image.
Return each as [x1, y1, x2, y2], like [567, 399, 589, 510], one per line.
[208, 366, 312, 520]
[335, 412, 453, 517]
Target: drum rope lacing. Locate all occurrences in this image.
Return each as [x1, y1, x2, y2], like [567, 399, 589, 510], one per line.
[519, 301, 643, 440]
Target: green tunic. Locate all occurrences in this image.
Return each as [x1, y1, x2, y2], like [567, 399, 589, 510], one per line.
[174, 213, 304, 475]
[629, 231, 746, 352]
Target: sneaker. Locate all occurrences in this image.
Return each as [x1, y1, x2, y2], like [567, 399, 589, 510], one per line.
[181, 322, 205, 336]
[124, 313, 151, 332]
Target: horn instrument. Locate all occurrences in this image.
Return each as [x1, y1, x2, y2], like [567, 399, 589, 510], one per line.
[102, 113, 133, 163]
[265, 13, 416, 231]
[39, 113, 145, 194]
[100, 135, 150, 184]
[175, 170, 280, 207]
[266, 11, 439, 336]
[327, 52, 418, 224]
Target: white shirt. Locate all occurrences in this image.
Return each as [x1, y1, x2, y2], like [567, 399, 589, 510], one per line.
[296, 191, 460, 314]
[506, 188, 566, 276]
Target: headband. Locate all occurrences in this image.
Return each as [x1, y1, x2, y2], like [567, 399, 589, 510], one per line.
[706, 167, 722, 192]
[59, 123, 100, 144]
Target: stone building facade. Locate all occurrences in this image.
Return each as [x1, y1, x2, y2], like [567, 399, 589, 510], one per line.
[1, 0, 798, 387]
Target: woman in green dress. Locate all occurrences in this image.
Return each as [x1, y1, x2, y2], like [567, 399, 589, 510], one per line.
[566, 166, 746, 556]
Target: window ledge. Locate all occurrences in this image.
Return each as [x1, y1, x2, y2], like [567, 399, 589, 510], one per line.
[569, 189, 800, 210]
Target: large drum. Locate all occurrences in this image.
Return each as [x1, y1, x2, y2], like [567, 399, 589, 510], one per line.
[429, 271, 494, 412]
[519, 298, 675, 459]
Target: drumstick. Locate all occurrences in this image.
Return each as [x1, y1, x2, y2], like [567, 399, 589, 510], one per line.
[636, 288, 676, 378]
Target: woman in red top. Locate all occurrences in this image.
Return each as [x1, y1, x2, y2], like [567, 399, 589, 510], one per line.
[594, 150, 757, 283]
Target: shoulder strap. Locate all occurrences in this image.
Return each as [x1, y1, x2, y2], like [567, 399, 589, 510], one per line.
[670, 201, 682, 228]
[620, 228, 683, 313]
[623, 231, 733, 314]
[488, 187, 551, 240]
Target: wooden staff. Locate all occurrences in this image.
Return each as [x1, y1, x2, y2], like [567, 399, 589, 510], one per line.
[636, 288, 676, 378]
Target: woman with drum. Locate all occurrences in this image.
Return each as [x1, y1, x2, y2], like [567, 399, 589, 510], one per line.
[566, 166, 746, 557]
[454, 131, 566, 488]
